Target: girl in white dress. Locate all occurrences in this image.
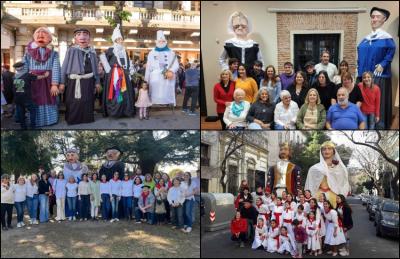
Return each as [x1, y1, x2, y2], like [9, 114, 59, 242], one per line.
[306, 210, 321, 255]
[272, 197, 284, 227]
[323, 200, 346, 256]
[255, 197, 270, 227]
[295, 204, 307, 228]
[266, 219, 280, 253]
[252, 218, 268, 249]
[309, 198, 325, 255]
[135, 81, 152, 120]
[278, 226, 296, 255]
[282, 201, 295, 239]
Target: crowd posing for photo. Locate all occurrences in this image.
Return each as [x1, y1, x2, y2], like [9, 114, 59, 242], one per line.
[214, 55, 383, 130]
[230, 181, 353, 258]
[0, 170, 200, 234]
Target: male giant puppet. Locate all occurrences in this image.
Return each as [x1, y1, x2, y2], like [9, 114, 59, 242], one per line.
[99, 146, 125, 181]
[219, 11, 264, 70]
[357, 7, 396, 129]
[145, 30, 179, 106]
[266, 142, 301, 197]
[305, 141, 350, 208]
[23, 27, 61, 127]
[60, 28, 100, 125]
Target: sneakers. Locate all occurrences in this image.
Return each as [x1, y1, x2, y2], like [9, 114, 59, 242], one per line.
[72, 216, 76, 221]
[171, 226, 177, 229]
[135, 221, 142, 224]
[185, 227, 192, 233]
[20, 222, 25, 227]
[68, 217, 72, 221]
[180, 228, 187, 233]
[17, 222, 22, 228]
[115, 218, 119, 222]
[33, 220, 39, 225]
[28, 219, 33, 225]
[181, 109, 189, 113]
[187, 112, 197, 116]
[240, 241, 245, 248]
[339, 250, 349, 256]
[110, 219, 115, 223]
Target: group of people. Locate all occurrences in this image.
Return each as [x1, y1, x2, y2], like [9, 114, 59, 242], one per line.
[230, 183, 353, 258]
[215, 7, 395, 130]
[1, 153, 200, 234]
[214, 57, 380, 130]
[1, 24, 200, 129]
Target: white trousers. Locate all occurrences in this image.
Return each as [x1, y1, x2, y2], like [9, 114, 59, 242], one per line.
[91, 200, 99, 218]
[56, 198, 66, 220]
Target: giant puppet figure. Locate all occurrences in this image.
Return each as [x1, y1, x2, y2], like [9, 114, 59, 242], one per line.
[219, 11, 264, 70]
[98, 146, 125, 181]
[60, 28, 100, 125]
[266, 142, 301, 197]
[100, 24, 135, 118]
[23, 27, 61, 127]
[357, 7, 396, 129]
[145, 30, 179, 106]
[305, 141, 350, 208]
[63, 148, 88, 183]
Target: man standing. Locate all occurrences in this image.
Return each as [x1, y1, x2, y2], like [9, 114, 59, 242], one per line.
[279, 62, 295, 91]
[249, 60, 264, 88]
[315, 51, 338, 82]
[145, 30, 179, 106]
[266, 142, 301, 197]
[305, 141, 350, 208]
[182, 61, 200, 115]
[60, 28, 100, 125]
[1, 64, 14, 117]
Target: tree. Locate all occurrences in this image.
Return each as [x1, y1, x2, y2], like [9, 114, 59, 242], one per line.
[354, 148, 384, 196]
[219, 131, 246, 193]
[105, 1, 132, 39]
[341, 131, 399, 200]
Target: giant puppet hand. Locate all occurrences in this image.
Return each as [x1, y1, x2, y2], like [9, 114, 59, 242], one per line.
[373, 64, 384, 77]
[165, 70, 175, 80]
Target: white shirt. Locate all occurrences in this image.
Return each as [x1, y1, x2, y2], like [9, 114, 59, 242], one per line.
[167, 186, 185, 205]
[99, 181, 112, 196]
[133, 184, 143, 198]
[181, 181, 196, 201]
[121, 180, 133, 197]
[53, 179, 67, 198]
[78, 181, 91, 195]
[223, 101, 251, 128]
[66, 182, 78, 197]
[14, 184, 27, 202]
[1, 184, 15, 204]
[274, 100, 299, 129]
[109, 179, 122, 196]
[26, 182, 39, 198]
[315, 62, 338, 82]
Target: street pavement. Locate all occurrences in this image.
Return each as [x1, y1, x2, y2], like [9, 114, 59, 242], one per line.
[201, 197, 399, 258]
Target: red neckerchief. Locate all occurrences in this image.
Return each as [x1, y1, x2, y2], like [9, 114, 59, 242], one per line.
[156, 183, 162, 189]
[324, 208, 331, 214]
[281, 233, 288, 238]
[285, 208, 291, 213]
[256, 204, 262, 209]
[141, 191, 150, 204]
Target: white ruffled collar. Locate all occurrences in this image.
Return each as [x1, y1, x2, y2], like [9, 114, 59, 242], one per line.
[363, 28, 393, 42]
[225, 37, 256, 48]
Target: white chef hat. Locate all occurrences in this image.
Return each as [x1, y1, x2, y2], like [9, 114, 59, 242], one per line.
[157, 30, 166, 41]
[112, 24, 123, 42]
[227, 11, 252, 35]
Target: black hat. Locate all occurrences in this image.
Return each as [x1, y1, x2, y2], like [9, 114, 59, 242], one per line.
[142, 185, 151, 189]
[370, 7, 390, 20]
[105, 146, 123, 155]
[74, 28, 90, 35]
[304, 61, 315, 69]
[13, 61, 24, 68]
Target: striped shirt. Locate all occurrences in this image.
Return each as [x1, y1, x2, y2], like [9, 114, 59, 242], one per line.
[23, 47, 61, 84]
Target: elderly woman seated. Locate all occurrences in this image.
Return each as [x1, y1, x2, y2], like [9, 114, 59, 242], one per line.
[223, 88, 251, 129]
[296, 88, 326, 129]
[246, 87, 275, 129]
[274, 90, 299, 129]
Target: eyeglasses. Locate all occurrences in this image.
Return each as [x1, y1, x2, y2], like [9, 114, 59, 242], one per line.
[233, 24, 247, 30]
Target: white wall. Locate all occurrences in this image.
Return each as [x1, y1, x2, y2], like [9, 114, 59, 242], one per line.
[202, 1, 399, 116]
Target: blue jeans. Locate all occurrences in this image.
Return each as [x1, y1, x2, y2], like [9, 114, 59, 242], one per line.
[16, 100, 37, 129]
[132, 197, 139, 217]
[79, 195, 90, 219]
[274, 124, 285, 130]
[101, 194, 111, 220]
[171, 204, 184, 229]
[15, 201, 25, 223]
[183, 199, 194, 228]
[134, 209, 154, 224]
[67, 196, 77, 217]
[193, 194, 200, 223]
[39, 194, 49, 223]
[363, 114, 376, 129]
[26, 195, 38, 220]
[248, 122, 262, 130]
[111, 195, 119, 219]
[121, 196, 133, 219]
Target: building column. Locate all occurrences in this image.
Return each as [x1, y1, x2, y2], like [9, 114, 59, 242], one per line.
[14, 45, 24, 65]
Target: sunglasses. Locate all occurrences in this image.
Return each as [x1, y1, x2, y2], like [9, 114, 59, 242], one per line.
[233, 24, 247, 29]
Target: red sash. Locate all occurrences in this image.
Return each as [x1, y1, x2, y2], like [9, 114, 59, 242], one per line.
[283, 219, 292, 224]
[274, 212, 282, 226]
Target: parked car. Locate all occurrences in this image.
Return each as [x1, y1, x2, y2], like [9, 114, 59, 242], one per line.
[361, 194, 370, 205]
[367, 196, 379, 213]
[375, 200, 399, 238]
[369, 197, 385, 221]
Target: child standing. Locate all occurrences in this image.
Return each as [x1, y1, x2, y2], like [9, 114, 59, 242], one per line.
[358, 71, 381, 129]
[272, 197, 284, 227]
[12, 61, 49, 129]
[292, 219, 308, 258]
[14, 177, 27, 228]
[135, 81, 152, 120]
[252, 218, 268, 249]
[295, 204, 307, 228]
[66, 176, 78, 221]
[305, 210, 321, 256]
[282, 201, 295, 239]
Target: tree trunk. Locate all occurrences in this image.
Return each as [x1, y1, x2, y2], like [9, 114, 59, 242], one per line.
[391, 172, 399, 200]
[139, 161, 156, 177]
[220, 168, 227, 193]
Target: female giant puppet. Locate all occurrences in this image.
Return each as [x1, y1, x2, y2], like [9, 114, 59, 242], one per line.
[219, 11, 264, 70]
[357, 7, 396, 129]
[23, 27, 61, 127]
[305, 141, 350, 208]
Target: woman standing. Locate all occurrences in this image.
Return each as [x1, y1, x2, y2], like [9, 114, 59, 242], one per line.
[26, 173, 39, 225]
[161, 173, 172, 223]
[38, 172, 51, 223]
[121, 173, 133, 220]
[132, 176, 143, 223]
[143, 174, 155, 192]
[78, 173, 91, 221]
[287, 71, 309, 108]
[14, 177, 27, 228]
[213, 70, 235, 129]
[332, 60, 351, 85]
[89, 173, 101, 220]
[181, 172, 197, 233]
[154, 178, 167, 224]
[235, 64, 258, 103]
[99, 174, 111, 221]
[167, 178, 185, 231]
[1, 174, 15, 230]
[53, 172, 67, 222]
[336, 195, 353, 256]
[260, 65, 281, 105]
[66, 176, 78, 221]
[296, 88, 326, 129]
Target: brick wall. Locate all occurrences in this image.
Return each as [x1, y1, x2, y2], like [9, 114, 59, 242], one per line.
[276, 12, 358, 74]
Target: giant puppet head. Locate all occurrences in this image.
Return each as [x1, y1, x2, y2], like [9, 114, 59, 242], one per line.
[227, 11, 252, 39]
[156, 30, 167, 49]
[33, 27, 52, 47]
[66, 148, 79, 164]
[278, 142, 291, 160]
[74, 28, 91, 48]
[105, 146, 122, 161]
[370, 7, 390, 31]
[112, 24, 124, 45]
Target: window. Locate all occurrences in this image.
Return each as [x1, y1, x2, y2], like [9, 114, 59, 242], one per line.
[134, 1, 154, 8]
[201, 143, 210, 166]
[255, 170, 266, 190]
[247, 169, 255, 192]
[227, 165, 238, 195]
[294, 34, 340, 73]
[201, 179, 209, 193]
